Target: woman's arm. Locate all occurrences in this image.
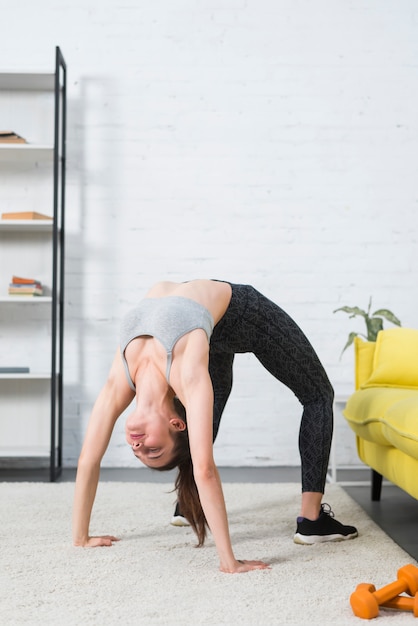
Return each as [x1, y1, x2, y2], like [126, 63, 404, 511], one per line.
[72, 348, 135, 547]
[181, 336, 270, 573]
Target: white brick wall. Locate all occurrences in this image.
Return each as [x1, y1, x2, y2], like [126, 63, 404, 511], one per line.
[1, 1, 417, 468]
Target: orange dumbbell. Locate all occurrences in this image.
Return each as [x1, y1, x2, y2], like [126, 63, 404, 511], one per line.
[382, 593, 418, 617]
[350, 564, 418, 619]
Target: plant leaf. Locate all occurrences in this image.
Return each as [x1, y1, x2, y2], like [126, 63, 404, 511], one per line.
[372, 309, 402, 327]
[333, 306, 367, 318]
[340, 331, 360, 357]
[366, 317, 383, 341]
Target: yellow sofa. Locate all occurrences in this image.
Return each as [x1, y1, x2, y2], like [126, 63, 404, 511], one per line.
[343, 327, 418, 501]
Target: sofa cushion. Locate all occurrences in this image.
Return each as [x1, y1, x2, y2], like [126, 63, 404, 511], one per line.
[343, 387, 418, 446]
[381, 398, 418, 459]
[362, 327, 418, 390]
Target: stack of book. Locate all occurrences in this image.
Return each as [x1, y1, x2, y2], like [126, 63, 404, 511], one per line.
[8, 276, 43, 296]
[0, 131, 27, 144]
[1, 211, 52, 220]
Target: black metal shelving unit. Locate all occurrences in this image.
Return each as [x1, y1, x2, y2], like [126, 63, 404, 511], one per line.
[0, 47, 66, 481]
[50, 46, 67, 481]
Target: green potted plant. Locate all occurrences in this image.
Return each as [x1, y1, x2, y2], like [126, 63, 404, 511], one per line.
[334, 297, 402, 355]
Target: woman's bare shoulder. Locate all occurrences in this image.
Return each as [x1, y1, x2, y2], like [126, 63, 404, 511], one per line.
[144, 280, 179, 297]
[145, 279, 232, 322]
[145, 279, 222, 299]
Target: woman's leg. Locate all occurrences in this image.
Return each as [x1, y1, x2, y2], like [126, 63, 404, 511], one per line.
[210, 282, 357, 542]
[211, 283, 333, 495]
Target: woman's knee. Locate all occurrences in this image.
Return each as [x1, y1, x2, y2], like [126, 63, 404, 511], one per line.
[300, 378, 334, 412]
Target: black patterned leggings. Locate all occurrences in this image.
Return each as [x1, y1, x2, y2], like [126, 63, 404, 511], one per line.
[208, 282, 334, 494]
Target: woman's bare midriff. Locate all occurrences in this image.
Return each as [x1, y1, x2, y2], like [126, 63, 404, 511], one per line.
[144, 279, 232, 325]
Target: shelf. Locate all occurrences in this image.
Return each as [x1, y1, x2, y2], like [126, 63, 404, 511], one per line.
[0, 72, 55, 91]
[0, 144, 54, 161]
[0, 373, 50, 380]
[0, 296, 52, 303]
[0, 220, 53, 231]
[0, 446, 50, 457]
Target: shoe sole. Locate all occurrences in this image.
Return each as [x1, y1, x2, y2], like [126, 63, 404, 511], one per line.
[170, 515, 190, 527]
[293, 531, 358, 545]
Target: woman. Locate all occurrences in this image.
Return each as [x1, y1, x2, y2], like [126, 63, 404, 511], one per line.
[73, 279, 357, 574]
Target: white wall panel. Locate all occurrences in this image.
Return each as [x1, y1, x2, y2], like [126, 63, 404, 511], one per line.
[0, 0, 417, 468]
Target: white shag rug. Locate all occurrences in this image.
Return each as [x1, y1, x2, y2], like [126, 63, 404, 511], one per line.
[1, 481, 417, 625]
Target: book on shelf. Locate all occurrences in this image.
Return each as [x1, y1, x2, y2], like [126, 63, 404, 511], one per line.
[0, 366, 30, 374]
[8, 286, 43, 296]
[1, 211, 52, 220]
[0, 131, 27, 144]
[11, 276, 42, 285]
[8, 276, 43, 296]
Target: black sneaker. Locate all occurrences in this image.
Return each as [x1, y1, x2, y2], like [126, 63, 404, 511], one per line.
[170, 502, 189, 527]
[294, 503, 358, 545]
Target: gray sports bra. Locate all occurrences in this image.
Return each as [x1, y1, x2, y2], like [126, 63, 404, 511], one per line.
[120, 296, 215, 390]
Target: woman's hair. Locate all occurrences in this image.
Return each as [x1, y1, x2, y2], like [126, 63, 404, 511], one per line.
[153, 398, 208, 546]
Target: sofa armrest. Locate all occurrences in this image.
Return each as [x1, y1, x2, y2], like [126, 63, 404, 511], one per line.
[354, 337, 376, 390]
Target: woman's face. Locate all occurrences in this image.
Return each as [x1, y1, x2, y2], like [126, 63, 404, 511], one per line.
[125, 409, 185, 468]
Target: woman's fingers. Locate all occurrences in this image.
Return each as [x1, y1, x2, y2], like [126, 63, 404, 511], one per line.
[239, 559, 271, 571]
[220, 559, 271, 574]
[85, 535, 120, 547]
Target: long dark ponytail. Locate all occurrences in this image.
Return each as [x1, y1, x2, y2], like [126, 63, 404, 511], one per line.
[153, 399, 208, 546]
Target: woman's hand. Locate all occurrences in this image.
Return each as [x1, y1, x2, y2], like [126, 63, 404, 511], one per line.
[74, 535, 120, 548]
[220, 559, 271, 574]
